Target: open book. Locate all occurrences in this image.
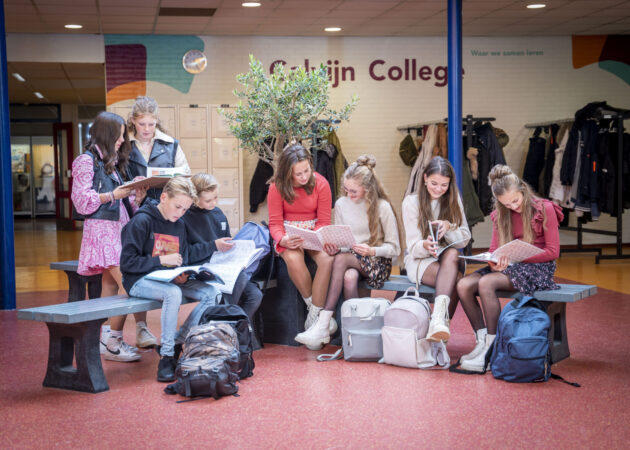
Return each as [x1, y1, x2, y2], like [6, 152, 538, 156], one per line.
[458, 239, 544, 264]
[284, 224, 356, 252]
[145, 265, 224, 284]
[427, 220, 468, 257]
[123, 167, 190, 191]
[204, 240, 264, 294]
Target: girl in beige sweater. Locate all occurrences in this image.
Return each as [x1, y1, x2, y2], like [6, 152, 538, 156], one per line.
[295, 155, 402, 349]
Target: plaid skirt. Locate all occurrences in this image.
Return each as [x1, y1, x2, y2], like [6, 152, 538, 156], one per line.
[475, 261, 559, 296]
[352, 251, 392, 289]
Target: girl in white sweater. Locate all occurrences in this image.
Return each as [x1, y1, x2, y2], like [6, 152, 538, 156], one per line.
[295, 155, 401, 348]
[403, 156, 470, 342]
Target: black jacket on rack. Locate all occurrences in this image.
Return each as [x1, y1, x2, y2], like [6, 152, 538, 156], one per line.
[475, 122, 507, 215]
[314, 142, 339, 205]
[522, 127, 547, 193]
[249, 159, 274, 213]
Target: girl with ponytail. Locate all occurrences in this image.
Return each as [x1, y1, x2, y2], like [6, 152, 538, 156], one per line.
[456, 164, 563, 372]
[295, 155, 401, 349]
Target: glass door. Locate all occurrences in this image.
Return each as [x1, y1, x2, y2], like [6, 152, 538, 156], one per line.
[11, 136, 33, 217]
[32, 137, 56, 215]
[53, 123, 76, 230]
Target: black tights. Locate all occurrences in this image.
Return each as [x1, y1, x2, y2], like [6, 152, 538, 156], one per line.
[323, 253, 366, 311]
[456, 271, 515, 335]
[419, 247, 465, 318]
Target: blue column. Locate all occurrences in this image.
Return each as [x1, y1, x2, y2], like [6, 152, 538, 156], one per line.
[0, 1, 17, 310]
[447, 0, 463, 192]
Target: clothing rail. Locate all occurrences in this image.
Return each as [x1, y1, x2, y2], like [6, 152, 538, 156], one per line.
[524, 118, 573, 128]
[396, 120, 445, 131]
[560, 109, 630, 263]
[310, 119, 340, 167]
[444, 115, 496, 151]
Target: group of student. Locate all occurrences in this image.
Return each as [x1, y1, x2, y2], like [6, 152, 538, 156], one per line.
[72, 95, 562, 383]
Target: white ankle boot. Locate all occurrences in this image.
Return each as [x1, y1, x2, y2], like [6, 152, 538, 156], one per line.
[460, 334, 495, 372]
[295, 310, 333, 349]
[460, 328, 488, 362]
[426, 295, 451, 342]
[305, 303, 322, 329]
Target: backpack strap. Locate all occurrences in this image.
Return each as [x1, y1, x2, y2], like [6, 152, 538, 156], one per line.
[317, 348, 343, 362]
[549, 372, 581, 388]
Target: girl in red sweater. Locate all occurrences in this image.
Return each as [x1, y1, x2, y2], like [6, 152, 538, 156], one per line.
[268, 144, 335, 343]
[456, 164, 563, 372]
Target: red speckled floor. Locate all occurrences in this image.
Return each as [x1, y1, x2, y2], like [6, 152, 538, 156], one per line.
[2, 281, 629, 448]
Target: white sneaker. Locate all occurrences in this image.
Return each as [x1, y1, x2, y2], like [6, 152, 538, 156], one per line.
[460, 334, 495, 372]
[136, 322, 158, 348]
[426, 295, 451, 342]
[329, 317, 338, 335]
[460, 328, 488, 362]
[304, 304, 322, 330]
[99, 325, 111, 355]
[104, 336, 141, 362]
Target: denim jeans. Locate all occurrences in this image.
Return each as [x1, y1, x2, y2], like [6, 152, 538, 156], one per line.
[222, 271, 263, 325]
[129, 277, 220, 357]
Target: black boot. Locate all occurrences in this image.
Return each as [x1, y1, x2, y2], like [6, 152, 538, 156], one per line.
[157, 356, 177, 382]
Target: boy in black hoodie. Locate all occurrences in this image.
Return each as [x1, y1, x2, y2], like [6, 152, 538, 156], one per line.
[181, 173, 263, 347]
[120, 177, 221, 382]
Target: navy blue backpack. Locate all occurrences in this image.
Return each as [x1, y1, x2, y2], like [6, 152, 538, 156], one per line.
[490, 296, 579, 387]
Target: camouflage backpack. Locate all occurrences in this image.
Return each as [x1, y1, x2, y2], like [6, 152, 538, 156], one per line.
[165, 322, 240, 400]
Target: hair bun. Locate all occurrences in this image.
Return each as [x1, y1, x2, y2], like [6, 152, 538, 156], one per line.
[356, 154, 377, 170]
[488, 164, 513, 184]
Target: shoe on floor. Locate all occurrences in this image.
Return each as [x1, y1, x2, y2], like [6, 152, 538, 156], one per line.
[460, 334, 495, 372]
[99, 325, 111, 355]
[460, 328, 488, 362]
[305, 318, 336, 350]
[136, 322, 158, 348]
[104, 336, 141, 362]
[157, 356, 177, 382]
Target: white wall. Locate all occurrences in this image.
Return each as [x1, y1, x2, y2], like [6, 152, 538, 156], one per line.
[10, 34, 630, 247]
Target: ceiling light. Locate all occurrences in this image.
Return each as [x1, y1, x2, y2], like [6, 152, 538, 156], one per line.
[242, 2, 261, 7]
[325, 27, 342, 32]
[64, 24, 83, 29]
[34, 92, 44, 99]
[12, 73, 25, 82]
[526, 4, 546, 8]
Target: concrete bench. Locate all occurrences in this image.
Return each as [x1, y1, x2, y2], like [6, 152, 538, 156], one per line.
[19, 277, 275, 393]
[360, 274, 597, 364]
[50, 260, 102, 302]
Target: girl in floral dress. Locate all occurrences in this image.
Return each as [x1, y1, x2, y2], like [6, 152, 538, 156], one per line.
[71, 111, 154, 362]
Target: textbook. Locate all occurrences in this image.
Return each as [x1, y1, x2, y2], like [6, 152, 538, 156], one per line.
[145, 265, 224, 284]
[458, 239, 544, 264]
[123, 167, 190, 191]
[284, 224, 356, 252]
[204, 240, 264, 294]
[427, 220, 468, 257]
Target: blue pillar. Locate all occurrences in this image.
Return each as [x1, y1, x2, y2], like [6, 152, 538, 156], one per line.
[0, 1, 17, 310]
[447, 0, 463, 192]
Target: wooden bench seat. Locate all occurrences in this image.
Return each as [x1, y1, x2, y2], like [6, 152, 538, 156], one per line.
[360, 274, 597, 364]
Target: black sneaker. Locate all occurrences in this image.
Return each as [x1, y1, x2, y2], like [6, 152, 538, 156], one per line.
[157, 356, 176, 382]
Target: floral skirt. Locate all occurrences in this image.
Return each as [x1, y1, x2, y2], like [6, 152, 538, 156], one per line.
[475, 261, 559, 295]
[352, 251, 392, 289]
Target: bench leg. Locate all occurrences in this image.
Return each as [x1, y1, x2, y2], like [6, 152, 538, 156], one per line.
[547, 302, 570, 364]
[43, 319, 109, 393]
[86, 274, 103, 299]
[64, 271, 87, 302]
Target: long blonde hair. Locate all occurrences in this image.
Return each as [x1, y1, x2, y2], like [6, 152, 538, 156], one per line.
[343, 155, 402, 257]
[127, 96, 167, 135]
[417, 156, 463, 241]
[489, 164, 545, 246]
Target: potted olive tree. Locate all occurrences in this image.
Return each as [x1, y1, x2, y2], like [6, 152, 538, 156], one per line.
[221, 54, 358, 166]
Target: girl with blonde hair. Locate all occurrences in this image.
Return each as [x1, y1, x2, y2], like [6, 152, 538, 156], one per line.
[456, 164, 563, 372]
[295, 155, 401, 349]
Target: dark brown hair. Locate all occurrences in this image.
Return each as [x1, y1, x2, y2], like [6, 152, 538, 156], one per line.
[85, 111, 131, 176]
[273, 144, 315, 203]
[417, 156, 463, 241]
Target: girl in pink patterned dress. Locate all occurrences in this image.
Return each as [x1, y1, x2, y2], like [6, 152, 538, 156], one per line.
[71, 111, 154, 362]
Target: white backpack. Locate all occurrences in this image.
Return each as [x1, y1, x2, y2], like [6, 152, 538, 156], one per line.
[379, 287, 450, 369]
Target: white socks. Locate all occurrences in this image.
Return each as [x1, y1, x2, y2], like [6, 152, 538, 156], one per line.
[302, 295, 313, 307]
